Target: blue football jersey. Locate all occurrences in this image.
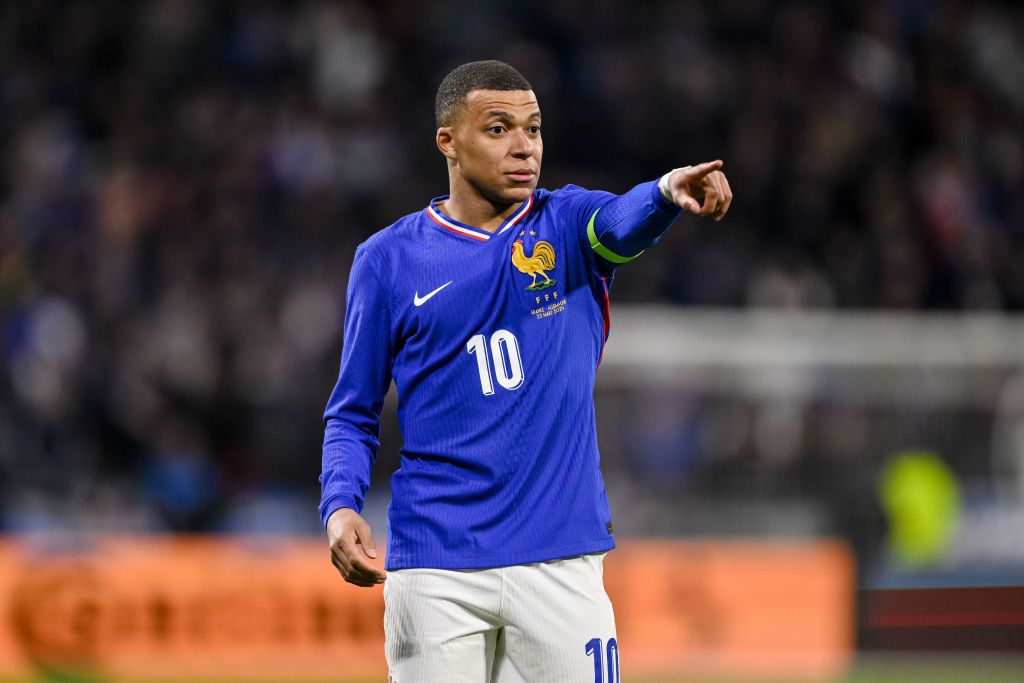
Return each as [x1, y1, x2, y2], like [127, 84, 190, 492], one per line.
[321, 180, 681, 570]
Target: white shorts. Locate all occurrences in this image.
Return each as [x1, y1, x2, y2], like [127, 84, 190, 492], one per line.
[383, 553, 619, 682]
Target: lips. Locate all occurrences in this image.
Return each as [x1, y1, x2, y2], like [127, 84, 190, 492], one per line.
[506, 170, 536, 182]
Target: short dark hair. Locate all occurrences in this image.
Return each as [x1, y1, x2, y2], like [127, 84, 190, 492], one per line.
[435, 60, 532, 127]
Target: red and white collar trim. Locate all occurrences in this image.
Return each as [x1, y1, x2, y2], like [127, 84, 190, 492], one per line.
[426, 194, 534, 242]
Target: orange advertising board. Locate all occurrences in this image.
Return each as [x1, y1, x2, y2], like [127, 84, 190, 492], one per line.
[0, 537, 853, 680]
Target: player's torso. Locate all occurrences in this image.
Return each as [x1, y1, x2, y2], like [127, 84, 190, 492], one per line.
[369, 190, 615, 568]
[379, 191, 606, 458]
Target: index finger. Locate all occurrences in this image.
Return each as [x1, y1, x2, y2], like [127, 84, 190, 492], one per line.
[690, 160, 724, 178]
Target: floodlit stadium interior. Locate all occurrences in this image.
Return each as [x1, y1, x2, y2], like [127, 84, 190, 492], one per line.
[0, 1, 1022, 681]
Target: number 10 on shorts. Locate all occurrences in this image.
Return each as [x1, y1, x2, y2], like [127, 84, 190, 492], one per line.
[586, 637, 619, 683]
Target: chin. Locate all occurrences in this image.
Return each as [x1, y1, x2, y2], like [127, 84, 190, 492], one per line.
[500, 184, 536, 203]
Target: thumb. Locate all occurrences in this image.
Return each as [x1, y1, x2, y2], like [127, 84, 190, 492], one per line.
[355, 520, 378, 559]
[682, 198, 700, 213]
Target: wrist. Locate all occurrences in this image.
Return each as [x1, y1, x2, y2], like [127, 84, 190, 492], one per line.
[658, 167, 690, 203]
[320, 495, 360, 528]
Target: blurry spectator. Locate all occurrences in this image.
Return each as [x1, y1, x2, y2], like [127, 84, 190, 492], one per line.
[142, 413, 221, 531]
[1, 0, 1022, 533]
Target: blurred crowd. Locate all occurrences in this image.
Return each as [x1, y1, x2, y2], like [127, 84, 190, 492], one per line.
[1, 0, 1022, 534]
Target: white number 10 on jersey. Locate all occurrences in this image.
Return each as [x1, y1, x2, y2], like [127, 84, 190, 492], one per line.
[466, 330, 524, 395]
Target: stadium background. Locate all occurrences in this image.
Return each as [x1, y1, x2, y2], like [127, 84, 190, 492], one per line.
[0, 0, 1022, 681]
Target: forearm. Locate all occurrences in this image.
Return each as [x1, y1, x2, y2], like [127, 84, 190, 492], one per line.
[319, 418, 379, 525]
[319, 244, 393, 528]
[587, 179, 682, 263]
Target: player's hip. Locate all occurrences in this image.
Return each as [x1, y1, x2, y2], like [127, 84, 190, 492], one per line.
[384, 551, 611, 616]
[383, 553, 617, 681]
[383, 534, 615, 571]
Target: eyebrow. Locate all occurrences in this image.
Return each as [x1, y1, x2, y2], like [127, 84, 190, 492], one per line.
[485, 110, 542, 122]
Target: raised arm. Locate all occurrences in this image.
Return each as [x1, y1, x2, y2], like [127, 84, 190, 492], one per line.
[584, 160, 733, 267]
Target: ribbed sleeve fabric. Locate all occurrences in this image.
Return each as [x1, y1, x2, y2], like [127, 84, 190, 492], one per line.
[586, 179, 681, 263]
[319, 244, 395, 526]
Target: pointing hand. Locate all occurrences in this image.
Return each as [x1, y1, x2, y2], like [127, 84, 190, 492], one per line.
[663, 160, 733, 221]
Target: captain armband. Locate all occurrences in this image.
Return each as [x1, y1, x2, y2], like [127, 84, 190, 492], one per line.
[586, 209, 644, 264]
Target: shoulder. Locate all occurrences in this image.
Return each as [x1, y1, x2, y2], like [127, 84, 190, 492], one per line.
[354, 210, 425, 265]
[347, 214, 425, 306]
[531, 186, 616, 237]
[535, 184, 614, 214]
[535, 184, 595, 205]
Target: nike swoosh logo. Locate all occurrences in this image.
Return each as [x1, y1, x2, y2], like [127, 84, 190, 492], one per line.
[414, 281, 453, 306]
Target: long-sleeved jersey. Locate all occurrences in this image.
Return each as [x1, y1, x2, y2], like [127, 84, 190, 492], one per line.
[320, 180, 682, 570]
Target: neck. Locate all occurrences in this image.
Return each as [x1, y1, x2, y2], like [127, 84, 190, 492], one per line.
[440, 175, 521, 234]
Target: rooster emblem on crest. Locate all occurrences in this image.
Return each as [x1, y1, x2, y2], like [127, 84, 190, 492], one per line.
[512, 238, 557, 291]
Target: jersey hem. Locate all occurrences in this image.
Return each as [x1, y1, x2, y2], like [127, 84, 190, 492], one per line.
[383, 537, 616, 571]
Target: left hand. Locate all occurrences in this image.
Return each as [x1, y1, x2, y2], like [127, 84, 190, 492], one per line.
[664, 160, 733, 221]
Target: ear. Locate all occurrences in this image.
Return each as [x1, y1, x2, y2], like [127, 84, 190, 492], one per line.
[436, 127, 457, 161]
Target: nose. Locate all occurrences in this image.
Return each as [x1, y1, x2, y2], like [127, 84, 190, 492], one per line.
[509, 129, 535, 159]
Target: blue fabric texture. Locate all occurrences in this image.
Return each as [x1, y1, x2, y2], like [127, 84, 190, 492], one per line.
[320, 182, 681, 570]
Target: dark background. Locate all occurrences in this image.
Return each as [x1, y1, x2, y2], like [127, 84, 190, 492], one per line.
[0, 0, 1021, 581]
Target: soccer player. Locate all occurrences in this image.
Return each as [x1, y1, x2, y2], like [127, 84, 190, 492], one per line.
[320, 60, 732, 681]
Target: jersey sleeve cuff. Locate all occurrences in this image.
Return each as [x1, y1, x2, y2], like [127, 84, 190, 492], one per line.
[319, 494, 361, 528]
[653, 174, 681, 212]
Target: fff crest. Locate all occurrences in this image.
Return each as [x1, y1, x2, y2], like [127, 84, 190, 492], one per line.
[511, 230, 557, 291]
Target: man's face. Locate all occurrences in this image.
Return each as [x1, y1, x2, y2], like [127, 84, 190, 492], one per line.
[443, 89, 543, 204]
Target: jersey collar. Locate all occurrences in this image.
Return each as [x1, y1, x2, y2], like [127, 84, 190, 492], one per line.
[425, 194, 534, 242]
